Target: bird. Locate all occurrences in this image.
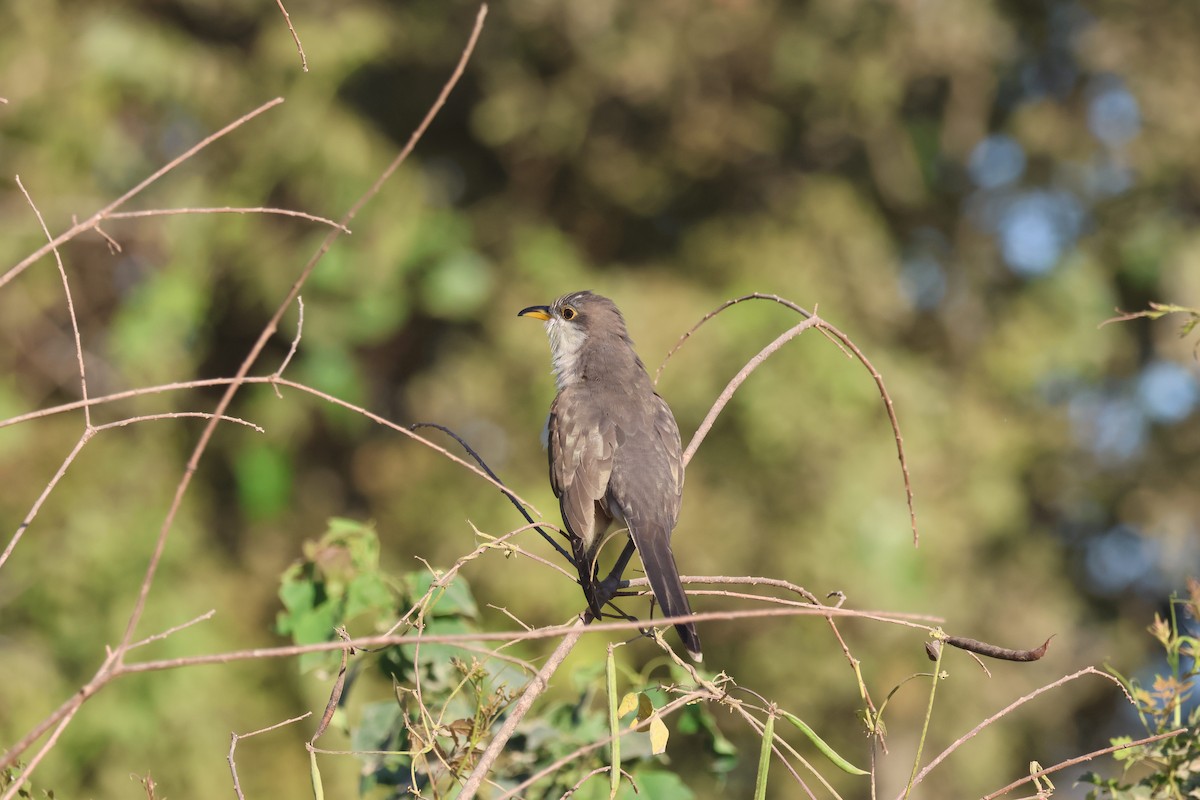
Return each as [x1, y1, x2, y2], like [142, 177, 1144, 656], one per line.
[519, 290, 702, 661]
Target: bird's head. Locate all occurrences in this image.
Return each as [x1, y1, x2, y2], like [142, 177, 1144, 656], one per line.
[518, 291, 631, 388]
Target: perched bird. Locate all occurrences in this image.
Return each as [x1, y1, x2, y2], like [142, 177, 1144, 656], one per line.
[519, 290, 702, 661]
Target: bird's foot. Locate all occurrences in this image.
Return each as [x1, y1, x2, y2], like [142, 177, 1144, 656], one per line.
[594, 575, 631, 609]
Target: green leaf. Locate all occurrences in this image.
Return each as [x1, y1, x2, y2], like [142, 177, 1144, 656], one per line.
[279, 577, 316, 616]
[352, 701, 404, 753]
[409, 572, 478, 618]
[290, 603, 340, 646]
[345, 573, 392, 619]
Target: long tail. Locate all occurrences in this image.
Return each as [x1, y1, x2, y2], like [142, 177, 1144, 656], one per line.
[631, 524, 703, 662]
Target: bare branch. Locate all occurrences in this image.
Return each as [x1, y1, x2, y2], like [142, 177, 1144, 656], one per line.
[0, 5, 490, 784]
[273, 296, 304, 386]
[228, 713, 313, 800]
[114, 1, 490, 661]
[2, 98, 286, 291]
[128, 610, 217, 650]
[683, 314, 821, 467]
[273, 0, 308, 72]
[980, 727, 1189, 800]
[664, 293, 919, 545]
[15, 176, 91, 428]
[0, 432, 92, 571]
[105, 207, 347, 231]
[900, 666, 1128, 798]
[456, 618, 585, 800]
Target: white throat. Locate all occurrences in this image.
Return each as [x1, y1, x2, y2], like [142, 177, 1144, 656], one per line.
[545, 317, 589, 390]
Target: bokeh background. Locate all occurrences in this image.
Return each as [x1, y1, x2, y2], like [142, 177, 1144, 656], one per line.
[2, 0, 1199, 797]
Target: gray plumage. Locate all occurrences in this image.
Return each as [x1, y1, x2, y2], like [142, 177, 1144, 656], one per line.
[519, 291, 701, 661]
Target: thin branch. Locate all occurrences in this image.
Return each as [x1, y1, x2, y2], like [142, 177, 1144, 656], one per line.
[0, 6, 489, 783]
[273, 0, 308, 72]
[385, 526, 562, 640]
[456, 618, 585, 800]
[95, 412, 265, 433]
[16, 175, 91, 429]
[816, 318, 918, 545]
[272, 378, 542, 519]
[1, 410, 261, 573]
[115, 3, 488, 660]
[228, 713, 313, 800]
[0, 375, 538, 514]
[0, 649, 121, 800]
[900, 666, 1127, 798]
[979, 727, 1189, 800]
[655, 292, 813, 384]
[0, 377, 245, 429]
[663, 293, 918, 545]
[113, 603, 932, 676]
[2, 98, 285, 291]
[411, 421, 570, 561]
[7, 698, 85, 800]
[106, 207, 346, 231]
[128, 609, 216, 650]
[683, 314, 821, 467]
[272, 296, 304, 388]
[0, 431, 92, 570]
[495, 687, 713, 800]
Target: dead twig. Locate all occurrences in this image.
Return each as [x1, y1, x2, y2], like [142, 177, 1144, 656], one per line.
[900, 666, 1127, 798]
[273, 0, 308, 72]
[2, 98, 286, 291]
[228, 713, 313, 800]
[663, 293, 918, 545]
[0, 5, 490, 788]
[456, 618, 586, 800]
[979, 727, 1189, 800]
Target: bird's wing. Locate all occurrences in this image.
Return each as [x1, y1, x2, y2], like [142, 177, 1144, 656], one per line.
[610, 392, 700, 659]
[548, 388, 616, 545]
[651, 392, 684, 524]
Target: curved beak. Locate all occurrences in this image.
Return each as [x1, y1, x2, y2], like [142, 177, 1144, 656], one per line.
[518, 305, 552, 321]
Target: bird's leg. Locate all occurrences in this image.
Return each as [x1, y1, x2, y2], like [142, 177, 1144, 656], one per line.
[594, 540, 637, 608]
[571, 537, 606, 620]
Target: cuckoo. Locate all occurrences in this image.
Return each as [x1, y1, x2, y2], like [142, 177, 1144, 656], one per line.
[519, 290, 702, 661]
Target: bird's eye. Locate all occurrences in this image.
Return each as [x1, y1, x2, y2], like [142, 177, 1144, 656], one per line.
[561, 306, 577, 321]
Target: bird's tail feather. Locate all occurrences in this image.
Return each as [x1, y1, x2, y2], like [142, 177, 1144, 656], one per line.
[634, 527, 702, 662]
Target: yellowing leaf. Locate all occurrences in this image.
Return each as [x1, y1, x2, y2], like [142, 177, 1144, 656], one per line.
[648, 715, 669, 755]
[637, 692, 655, 722]
[617, 692, 639, 718]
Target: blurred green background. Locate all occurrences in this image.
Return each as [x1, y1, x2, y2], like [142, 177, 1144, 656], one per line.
[2, 0, 1199, 797]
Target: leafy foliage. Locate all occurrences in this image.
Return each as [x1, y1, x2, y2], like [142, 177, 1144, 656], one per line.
[1082, 578, 1200, 799]
[0, 764, 54, 800]
[276, 519, 726, 798]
